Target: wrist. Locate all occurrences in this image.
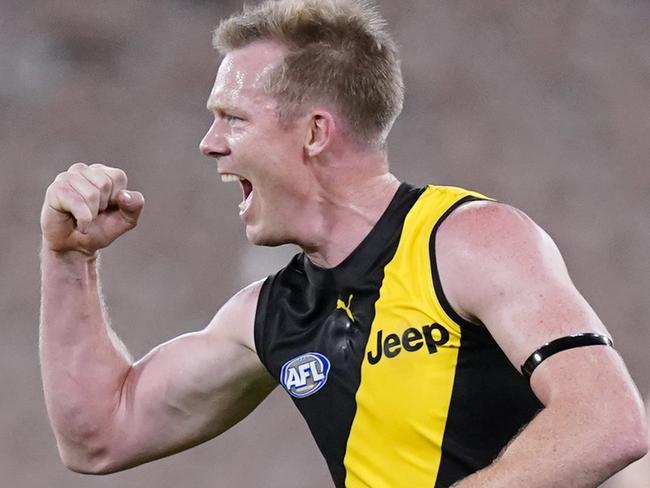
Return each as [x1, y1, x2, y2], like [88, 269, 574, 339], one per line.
[40, 243, 100, 279]
[41, 241, 98, 262]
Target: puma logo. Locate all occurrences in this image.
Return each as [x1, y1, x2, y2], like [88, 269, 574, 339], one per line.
[336, 294, 355, 322]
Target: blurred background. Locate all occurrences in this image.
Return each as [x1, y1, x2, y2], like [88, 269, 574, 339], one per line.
[1, 0, 648, 486]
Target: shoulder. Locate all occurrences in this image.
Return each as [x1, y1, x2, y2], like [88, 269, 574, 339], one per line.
[218, 279, 266, 320]
[205, 279, 267, 353]
[435, 200, 565, 324]
[439, 198, 542, 240]
[437, 200, 557, 272]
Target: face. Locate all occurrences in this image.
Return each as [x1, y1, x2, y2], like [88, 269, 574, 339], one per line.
[200, 41, 311, 246]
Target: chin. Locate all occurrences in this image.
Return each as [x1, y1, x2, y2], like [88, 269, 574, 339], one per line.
[245, 225, 291, 247]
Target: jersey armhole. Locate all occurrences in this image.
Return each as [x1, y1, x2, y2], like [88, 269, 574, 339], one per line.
[253, 276, 272, 368]
[428, 195, 490, 330]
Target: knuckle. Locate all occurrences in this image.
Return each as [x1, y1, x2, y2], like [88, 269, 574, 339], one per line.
[89, 168, 112, 193]
[54, 172, 69, 183]
[68, 162, 87, 172]
[111, 168, 128, 187]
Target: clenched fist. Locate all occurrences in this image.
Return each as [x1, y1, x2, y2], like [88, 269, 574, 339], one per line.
[41, 163, 145, 255]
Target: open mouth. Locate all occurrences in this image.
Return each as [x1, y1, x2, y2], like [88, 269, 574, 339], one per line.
[221, 173, 254, 214]
[241, 178, 253, 200]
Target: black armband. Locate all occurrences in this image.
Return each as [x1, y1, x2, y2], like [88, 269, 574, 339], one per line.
[520, 333, 613, 382]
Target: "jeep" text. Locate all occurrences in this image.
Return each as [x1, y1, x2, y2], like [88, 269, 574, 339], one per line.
[367, 323, 450, 365]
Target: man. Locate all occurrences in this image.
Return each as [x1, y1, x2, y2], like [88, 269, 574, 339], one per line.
[39, 0, 648, 487]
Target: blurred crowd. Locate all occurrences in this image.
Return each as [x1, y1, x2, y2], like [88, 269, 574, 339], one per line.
[1, 1, 648, 487]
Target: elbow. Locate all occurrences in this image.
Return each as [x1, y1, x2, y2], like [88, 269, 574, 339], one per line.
[50, 409, 132, 474]
[602, 403, 649, 468]
[62, 459, 109, 476]
[61, 453, 124, 476]
[60, 452, 106, 475]
[57, 439, 122, 475]
[611, 432, 649, 472]
[619, 420, 649, 464]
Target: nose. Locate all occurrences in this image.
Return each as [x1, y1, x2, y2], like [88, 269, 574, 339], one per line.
[199, 120, 230, 158]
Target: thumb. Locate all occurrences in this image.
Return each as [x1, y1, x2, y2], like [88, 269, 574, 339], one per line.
[87, 190, 145, 246]
[116, 189, 145, 226]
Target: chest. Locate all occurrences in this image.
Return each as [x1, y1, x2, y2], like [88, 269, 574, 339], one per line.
[259, 271, 460, 402]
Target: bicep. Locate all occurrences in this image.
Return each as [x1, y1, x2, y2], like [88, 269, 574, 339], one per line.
[439, 203, 621, 402]
[473, 221, 608, 376]
[101, 285, 276, 472]
[439, 201, 648, 473]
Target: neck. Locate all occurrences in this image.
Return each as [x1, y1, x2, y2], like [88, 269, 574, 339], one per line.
[299, 170, 401, 268]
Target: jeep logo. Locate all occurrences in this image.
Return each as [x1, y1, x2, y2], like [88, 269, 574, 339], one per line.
[366, 323, 450, 365]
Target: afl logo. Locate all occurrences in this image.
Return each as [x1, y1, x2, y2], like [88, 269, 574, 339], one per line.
[280, 352, 331, 399]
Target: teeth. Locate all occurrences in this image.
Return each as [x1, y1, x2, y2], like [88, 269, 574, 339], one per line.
[221, 174, 243, 182]
[239, 189, 254, 214]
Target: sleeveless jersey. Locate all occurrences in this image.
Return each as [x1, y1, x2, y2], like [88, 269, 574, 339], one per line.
[254, 183, 542, 488]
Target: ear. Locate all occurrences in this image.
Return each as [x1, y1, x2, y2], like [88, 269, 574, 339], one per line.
[304, 111, 335, 158]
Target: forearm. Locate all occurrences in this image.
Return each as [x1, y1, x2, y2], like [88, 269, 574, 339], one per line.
[453, 398, 647, 488]
[39, 247, 132, 461]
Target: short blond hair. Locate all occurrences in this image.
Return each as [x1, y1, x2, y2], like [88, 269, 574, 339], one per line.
[213, 0, 404, 146]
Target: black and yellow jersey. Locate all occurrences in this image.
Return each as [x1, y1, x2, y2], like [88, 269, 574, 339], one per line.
[254, 183, 542, 488]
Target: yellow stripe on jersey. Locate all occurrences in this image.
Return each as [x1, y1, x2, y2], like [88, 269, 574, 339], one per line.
[343, 186, 490, 488]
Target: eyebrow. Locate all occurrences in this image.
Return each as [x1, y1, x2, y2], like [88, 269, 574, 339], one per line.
[206, 100, 224, 113]
[206, 100, 250, 120]
[206, 100, 234, 114]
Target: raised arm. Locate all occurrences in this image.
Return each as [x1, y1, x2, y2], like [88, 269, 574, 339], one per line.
[40, 163, 275, 474]
[436, 201, 648, 487]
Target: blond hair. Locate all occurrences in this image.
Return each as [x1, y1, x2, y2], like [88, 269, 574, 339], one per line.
[213, 0, 404, 146]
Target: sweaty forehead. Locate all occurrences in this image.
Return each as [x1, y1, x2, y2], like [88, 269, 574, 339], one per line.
[208, 41, 286, 109]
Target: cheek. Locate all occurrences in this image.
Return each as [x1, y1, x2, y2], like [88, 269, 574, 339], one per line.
[227, 128, 250, 147]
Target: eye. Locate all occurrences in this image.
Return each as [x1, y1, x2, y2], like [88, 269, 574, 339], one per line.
[223, 113, 244, 125]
